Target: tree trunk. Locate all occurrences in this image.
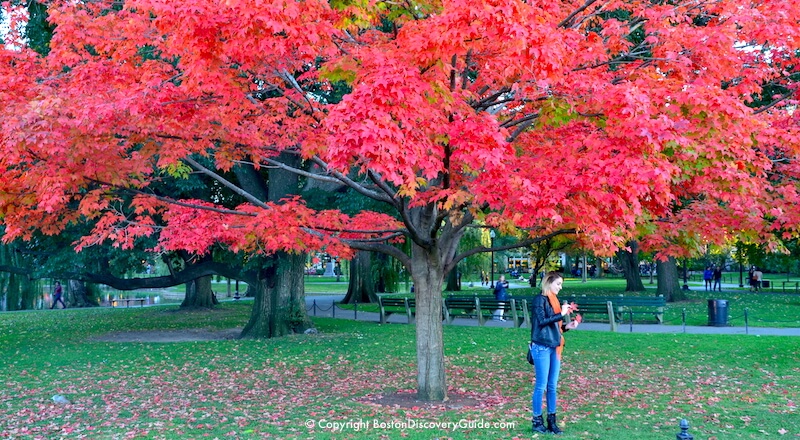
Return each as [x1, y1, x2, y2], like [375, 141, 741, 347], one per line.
[617, 241, 645, 292]
[374, 252, 388, 293]
[4, 273, 20, 311]
[444, 265, 460, 291]
[342, 251, 377, 304]
[236, 152, 312, 337]
[411, 242, 446, 401]
[181, 275, 218, 308]
[240, 252, 312, 338]
[657, 257, 686, 301]
[0, 244, 23, 310]
[596, 257, 605, 278]
[68, 279, 96, 308]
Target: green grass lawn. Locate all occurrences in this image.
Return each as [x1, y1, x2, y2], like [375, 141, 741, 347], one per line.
[1, 304, 798, 439]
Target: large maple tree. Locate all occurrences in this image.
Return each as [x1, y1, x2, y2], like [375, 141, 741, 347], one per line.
[2, 0, 800, 401]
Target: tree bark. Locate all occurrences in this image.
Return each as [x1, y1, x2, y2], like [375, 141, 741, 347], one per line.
[342, 251, 377, 304]
[657, 257, 686, 302]
[239, 252, 312, 338]
[374, 252, 388, 293]
[616, 241, 645, 292]
[238, 152, 313, 338]
[67, 279, 96, 308]
[0, 243, 38, 311]
[596, 257, 605, 278]
[181, 275, 218, 308]
[444, 265, 461, 291]
[411, 242, 446, 401]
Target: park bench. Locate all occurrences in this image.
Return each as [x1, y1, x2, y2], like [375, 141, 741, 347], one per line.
[444, 296, 528, 327]
[615, 296, 666, 324]
[474, 297, 526, 327]
[109, 298, 146, 308]
[443, 296, 479, 324]
[377, 296, 416, 324]
[556, 296, 618, 332]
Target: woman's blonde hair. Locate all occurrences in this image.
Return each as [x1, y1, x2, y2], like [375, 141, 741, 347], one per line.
[541, 271, 563, 295]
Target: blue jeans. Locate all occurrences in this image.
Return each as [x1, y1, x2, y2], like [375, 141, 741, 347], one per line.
[530, 343, 561, 416]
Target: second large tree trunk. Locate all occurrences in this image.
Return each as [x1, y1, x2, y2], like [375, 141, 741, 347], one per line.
[617, 241, 645, 292]
[342, 251, 377, 304]
[236, 152, 312, 338]
[239, 252, 313, 339]
[444, 265, 461, 291]
[68, 279, 97, 308]
[181, 275, 218, 308]
[657, 257, 686, 302]
[411, 243, 446, 401]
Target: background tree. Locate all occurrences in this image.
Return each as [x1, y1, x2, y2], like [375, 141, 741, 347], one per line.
[616, 241, 646, 292]
[527, 237, 571, 287]
[656, 257, 685, 302]
[342, 250, 376, 304]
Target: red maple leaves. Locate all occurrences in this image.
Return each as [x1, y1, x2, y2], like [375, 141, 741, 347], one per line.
[0, 0, 798, 259]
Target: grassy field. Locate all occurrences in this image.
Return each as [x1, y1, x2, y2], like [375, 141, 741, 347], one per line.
[1, 304, 798, 439]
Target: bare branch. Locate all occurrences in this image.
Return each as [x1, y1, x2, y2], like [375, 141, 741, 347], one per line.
[506, 118, 536, 142]
[452, 229, 576, 263]
[86, 178, 258, 217]
[345, 240, 412, 268]
[558, 0, 601, 28]
[449, 54, 458, 92]
[754, 89, 795, 115]
[500, 113, 539, 129]
[461, 49, 473, 90]
[183, 156, 270, 209]
[308, 156, 395, 203]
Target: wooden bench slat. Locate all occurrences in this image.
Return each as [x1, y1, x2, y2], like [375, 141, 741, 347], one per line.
[377, 296, 416, 324]
[444, 296, 527, 327]
[110, 298, 146, 308]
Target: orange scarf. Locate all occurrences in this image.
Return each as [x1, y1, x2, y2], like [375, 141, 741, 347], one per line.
[546, 292, 565, 360]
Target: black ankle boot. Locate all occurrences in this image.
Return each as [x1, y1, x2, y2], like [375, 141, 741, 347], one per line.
[532, 415, 546, 433]
[547, 413, 563, 435]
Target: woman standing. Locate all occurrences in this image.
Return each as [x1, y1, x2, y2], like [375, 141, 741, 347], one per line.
[529, 272, 578, 434]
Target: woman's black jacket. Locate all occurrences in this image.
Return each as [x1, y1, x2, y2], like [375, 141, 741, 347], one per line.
[530, 294, 566, 347]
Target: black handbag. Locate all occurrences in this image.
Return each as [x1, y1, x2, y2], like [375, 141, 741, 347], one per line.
[526, 342, 534, 365]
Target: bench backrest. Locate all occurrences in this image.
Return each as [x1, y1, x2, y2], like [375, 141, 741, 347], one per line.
[445, 297, 479, 308]
[378, 297, 415, 308]
[616, 297, 665, 307]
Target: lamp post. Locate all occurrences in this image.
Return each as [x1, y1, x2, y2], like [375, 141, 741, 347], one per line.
[490, 230, 496, 288]
[739, 261, 744, 288]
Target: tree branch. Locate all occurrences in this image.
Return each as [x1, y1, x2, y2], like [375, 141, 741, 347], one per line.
[183, 156, 270, 209]
[307, 156, 395, 203]
[558, 0, 601, 28]
[451, 229, 576, 264]
[344, 240, 412, 268]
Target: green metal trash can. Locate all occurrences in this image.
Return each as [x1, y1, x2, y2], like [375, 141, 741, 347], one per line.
[707, 299, 728, 327]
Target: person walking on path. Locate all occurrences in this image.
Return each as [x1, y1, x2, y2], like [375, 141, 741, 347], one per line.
[529, 272, 579, 435]
[712, 265, 723, 292]
[50, 281, 66, 309]
[753, 267, 763, 292]
[492, 275, 509, 321]
[703, 266, 713, 291]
